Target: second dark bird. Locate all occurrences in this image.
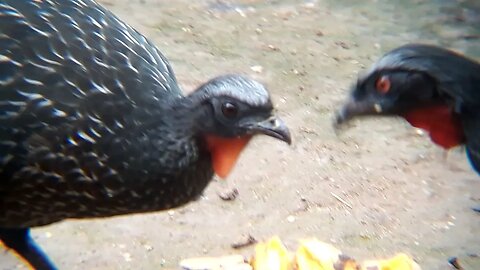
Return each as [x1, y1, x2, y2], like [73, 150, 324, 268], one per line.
[335, 43, 480, 211]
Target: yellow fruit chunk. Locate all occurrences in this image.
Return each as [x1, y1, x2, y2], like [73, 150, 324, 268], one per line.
[251, 236, 292, 270]
[361, 253, 421, 270]
[295, 239, 342, 270]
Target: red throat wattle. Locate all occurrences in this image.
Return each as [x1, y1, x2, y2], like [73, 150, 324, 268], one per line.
[401, 104, 465, 149]
[204, 135, 253, 179]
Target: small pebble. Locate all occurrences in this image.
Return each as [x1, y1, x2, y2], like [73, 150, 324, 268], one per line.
[250, 65, 263, 73]
[122, 252, 132, 262]
[143, 244, 154, 251]
[287, 215, 296, 223]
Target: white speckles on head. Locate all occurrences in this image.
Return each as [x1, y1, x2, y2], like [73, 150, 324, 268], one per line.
[197, 75, 271, 106]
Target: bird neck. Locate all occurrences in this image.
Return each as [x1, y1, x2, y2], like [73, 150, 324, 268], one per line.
[175, 92, 253, 179]
[174, 90, 214, 134]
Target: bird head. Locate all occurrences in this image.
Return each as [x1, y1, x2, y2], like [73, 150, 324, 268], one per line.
[333, 44, 479, 149]
[187, 74, 291, 178]
[334, 44, 470, 128]
[334, 67, 438, 125]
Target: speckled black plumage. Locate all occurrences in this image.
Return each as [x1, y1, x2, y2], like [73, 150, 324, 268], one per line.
[0, 0, 207, 228]
[0, 0, 291, 269]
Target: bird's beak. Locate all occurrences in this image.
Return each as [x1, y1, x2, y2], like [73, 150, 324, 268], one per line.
[247, 116, 292, 145]
[334, 99, 383, 129]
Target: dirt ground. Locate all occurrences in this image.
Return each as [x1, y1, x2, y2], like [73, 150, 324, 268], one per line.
[2, 0, 480, 269]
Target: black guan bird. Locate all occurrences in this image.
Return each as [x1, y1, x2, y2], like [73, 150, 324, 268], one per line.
[0, 0, 292, 269]
[335, 43, 480, 207]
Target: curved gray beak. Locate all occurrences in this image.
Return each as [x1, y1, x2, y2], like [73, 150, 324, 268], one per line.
[334, 99, 383, 129]
[247, 116, 292, 145]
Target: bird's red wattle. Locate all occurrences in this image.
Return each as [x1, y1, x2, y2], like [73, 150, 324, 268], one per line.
[204, 135, 252, 179]
[401, 104, 465, 149]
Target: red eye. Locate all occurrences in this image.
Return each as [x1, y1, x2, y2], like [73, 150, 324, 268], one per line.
[376, 75, 391, 94]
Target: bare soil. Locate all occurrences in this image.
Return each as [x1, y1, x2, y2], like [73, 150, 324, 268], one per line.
[2, 0, 479, 269]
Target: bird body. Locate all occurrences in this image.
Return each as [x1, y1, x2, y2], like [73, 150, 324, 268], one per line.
[336, 43, 480, 173]
[0, 0, 291, 269]
[0, 0, 205, 228]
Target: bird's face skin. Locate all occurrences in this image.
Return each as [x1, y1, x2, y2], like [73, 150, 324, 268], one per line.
[188, 75, 291, 178]
[335, 69, 439, 125]
[206, 96, 289, 141]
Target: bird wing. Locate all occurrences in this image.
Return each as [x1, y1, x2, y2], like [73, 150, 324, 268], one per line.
[0, 0, 182, 180]
[438, 51, 480, 175]
[464, 116, 480, 174]
[418, 47, 480, 175]
[437, 51, 480, 175]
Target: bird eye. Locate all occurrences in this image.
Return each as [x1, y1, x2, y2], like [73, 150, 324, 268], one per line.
[375, 75, 391, 94]
[221, 102, 238, 118]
